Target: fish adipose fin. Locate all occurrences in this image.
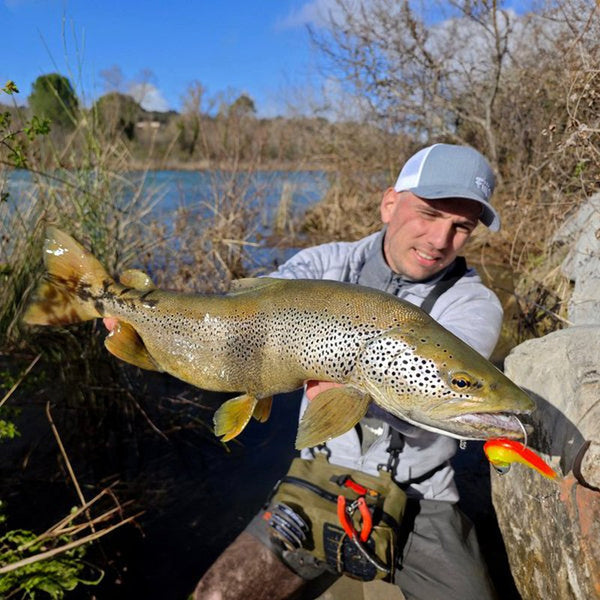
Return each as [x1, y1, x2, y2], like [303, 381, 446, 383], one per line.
[296, 387, 371, 450]
[252, 396, 273, 423]
[214, 393, 258, 442]
[104, 322, 161, 372]
[23, 227, 111, 326]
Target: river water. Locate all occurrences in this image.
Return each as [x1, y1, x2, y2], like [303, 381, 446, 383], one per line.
[3, 168, 330, 272]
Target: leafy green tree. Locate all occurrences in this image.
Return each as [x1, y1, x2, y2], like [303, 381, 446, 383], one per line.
[28, 73, 79, 129]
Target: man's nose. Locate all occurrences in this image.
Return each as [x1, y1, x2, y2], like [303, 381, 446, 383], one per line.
[428, 220, 454, 249]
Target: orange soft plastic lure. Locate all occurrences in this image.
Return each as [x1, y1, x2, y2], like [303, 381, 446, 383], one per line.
[483, 438, 559, 480]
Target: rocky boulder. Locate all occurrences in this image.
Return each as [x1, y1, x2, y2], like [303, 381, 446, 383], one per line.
[491, 196, 600, 599]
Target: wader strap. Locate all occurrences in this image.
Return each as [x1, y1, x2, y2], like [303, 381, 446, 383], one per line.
[420, 257, 467, 315]
[384, 428, 404, 472]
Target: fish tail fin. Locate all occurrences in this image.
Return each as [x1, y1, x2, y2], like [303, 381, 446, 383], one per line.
[23, 226, 113, 326]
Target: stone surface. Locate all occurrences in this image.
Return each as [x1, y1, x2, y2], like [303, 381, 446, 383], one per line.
[577, 441, 600, 491]
[491, 197, 600, 598]
[491, 323, 600, 598]
[554, 194, 600, 325]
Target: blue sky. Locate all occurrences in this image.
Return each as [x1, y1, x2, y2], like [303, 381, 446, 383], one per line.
[0, 0, 328, 116]
[1, 0, 532, 117]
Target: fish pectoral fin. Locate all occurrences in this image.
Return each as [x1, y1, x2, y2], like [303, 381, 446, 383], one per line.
[104, 322, 161, 372]
[252, 396, 273, 423]
[119, 269, 155, 291]
[214, 393, 258, 442]
[228, 277, 280, 293]
[295, 387, 371, 450]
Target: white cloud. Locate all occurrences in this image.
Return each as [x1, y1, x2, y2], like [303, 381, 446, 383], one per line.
[128, 82, 170, 112]
[277, 0, 355, 29]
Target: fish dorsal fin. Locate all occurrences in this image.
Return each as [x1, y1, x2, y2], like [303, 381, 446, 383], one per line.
[228, 277, 280, 293]
[296, 387, 371, 450]
[252, 396, 273, 423]
[104, 322, 161, 371]
[119, 269, 155, 291]
[213, 393, 258, 442]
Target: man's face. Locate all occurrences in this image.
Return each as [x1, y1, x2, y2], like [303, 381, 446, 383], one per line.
[380, 190, 481, 281]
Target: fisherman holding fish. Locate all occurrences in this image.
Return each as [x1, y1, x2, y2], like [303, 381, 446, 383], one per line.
[195, 144, 505, 600]
[24, 144, 526, 599]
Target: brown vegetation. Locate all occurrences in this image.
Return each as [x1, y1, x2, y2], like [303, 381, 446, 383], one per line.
[305, 0, 599, 334]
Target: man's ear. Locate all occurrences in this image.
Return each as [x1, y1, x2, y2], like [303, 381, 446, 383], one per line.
[380, 187, 399, 224]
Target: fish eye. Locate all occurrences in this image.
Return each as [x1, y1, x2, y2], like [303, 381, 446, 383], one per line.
[449, 372, 473, 391]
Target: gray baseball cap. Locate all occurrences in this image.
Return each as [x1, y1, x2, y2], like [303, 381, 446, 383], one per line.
[393, 143, 500, 231]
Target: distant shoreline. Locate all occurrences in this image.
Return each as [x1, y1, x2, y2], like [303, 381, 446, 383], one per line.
[126, 159, 334, 172]
[2, 160, 334, 173]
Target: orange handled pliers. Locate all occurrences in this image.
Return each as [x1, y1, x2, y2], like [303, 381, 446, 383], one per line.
[337, 495, 373, 542]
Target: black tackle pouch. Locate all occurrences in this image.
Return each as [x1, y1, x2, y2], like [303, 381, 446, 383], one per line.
[265, 454, 407, 581]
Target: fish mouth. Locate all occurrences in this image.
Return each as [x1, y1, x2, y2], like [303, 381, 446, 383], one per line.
[449, 412, 532, 439]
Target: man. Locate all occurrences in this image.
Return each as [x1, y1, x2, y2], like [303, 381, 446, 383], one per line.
[198, 143, 504, 600]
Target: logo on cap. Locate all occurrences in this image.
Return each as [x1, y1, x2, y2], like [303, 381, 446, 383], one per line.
[475, 176, 492, 201]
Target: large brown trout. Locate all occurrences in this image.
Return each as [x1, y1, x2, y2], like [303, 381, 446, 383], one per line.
[24, 227, 534, 448]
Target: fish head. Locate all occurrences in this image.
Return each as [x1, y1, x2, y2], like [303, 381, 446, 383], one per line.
[355, 322, 535, 440]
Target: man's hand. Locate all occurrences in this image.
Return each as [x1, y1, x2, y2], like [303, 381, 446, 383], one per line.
[103, 317, 118, 332]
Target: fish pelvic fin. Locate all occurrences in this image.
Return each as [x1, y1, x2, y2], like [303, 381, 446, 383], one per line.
[214, 393, 258, 442]
[295, 386, 371, 450]
[104, 321, 161, 372]
[252, 396, 273, 423]
[23, 227, 113, 326]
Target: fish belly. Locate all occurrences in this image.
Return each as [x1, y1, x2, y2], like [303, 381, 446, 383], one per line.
[104, 281, 384, 397]
[119, 308, 311, 395]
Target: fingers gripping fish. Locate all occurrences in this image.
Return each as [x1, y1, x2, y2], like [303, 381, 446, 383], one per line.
[23, 228, 535, 449]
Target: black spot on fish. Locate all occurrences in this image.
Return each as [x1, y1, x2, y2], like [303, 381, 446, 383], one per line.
[76, 282, 94, 302]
